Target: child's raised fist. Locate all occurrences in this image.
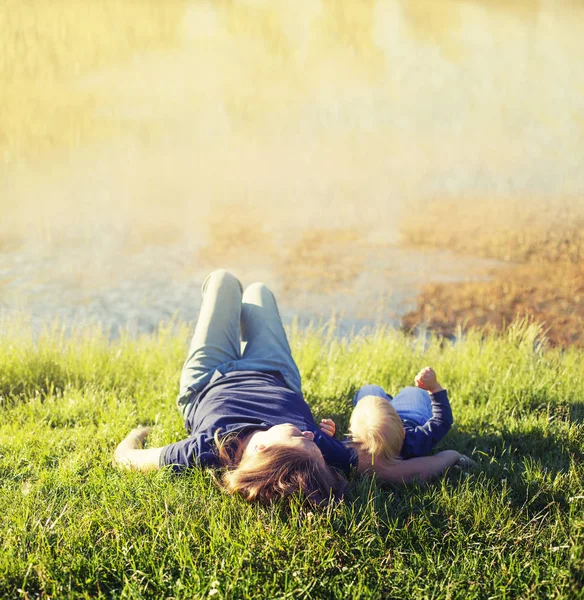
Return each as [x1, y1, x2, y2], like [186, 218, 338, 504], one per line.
[414, 367, 443, 394]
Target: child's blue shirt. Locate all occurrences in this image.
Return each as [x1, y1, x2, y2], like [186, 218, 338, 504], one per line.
[398, 389, 453, 459]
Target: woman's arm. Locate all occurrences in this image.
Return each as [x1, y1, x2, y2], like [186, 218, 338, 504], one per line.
[114, 426, 163, 472]
[355, 446, 467, 484]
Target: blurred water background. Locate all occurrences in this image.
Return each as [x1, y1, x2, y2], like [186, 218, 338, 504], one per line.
[1, 0, 582, 337]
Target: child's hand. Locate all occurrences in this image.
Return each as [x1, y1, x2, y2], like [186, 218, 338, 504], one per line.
[456, 454, 478, 470]
[320, 418, 336, 437]
[415, 367, 444, 393]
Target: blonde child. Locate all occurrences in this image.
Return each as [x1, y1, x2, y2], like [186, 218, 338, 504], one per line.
[350, 367, 453, 460]
[322, 367, 473, 479]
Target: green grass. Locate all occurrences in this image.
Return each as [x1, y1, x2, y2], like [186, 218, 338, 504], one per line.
[1, 320, 582, 599]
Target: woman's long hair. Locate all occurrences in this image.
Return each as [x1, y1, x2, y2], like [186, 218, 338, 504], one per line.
[213, 430, 348, 506]
[349, 395, 404, 462]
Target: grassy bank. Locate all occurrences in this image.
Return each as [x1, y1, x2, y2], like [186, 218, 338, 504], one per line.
[1, 321, 582, 598]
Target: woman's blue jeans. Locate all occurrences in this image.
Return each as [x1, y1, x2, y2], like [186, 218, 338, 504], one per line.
[176, 269, 302, 418]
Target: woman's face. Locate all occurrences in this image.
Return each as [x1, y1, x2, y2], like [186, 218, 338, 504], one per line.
[249, 423, 325, 462]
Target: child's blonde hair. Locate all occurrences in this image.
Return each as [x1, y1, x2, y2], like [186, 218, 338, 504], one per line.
[349, 395, 405, 461]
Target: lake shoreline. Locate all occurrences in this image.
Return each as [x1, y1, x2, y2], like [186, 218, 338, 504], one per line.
[400, 198, 584, 348]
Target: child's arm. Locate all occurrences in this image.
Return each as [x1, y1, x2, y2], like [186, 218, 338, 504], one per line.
[377, 451, 466, 483]
[114, 426, 163, 472]
[355, 446, 469, 484]
[415, 367, 444, 394]
[320, 418, 336, 437]
[402, 367, 453, 458]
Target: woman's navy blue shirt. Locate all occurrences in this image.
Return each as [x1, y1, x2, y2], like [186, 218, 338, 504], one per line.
[161, 370, 357, 476]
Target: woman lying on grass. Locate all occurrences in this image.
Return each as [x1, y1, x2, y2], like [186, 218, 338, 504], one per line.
[115, 270, 472, 505]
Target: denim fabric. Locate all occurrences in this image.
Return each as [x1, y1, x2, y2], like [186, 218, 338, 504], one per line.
[177, 270, 302, 418]
[353, 384, 432, 426]
[389, 386, 433, 426]
[352, 384, 393, 404]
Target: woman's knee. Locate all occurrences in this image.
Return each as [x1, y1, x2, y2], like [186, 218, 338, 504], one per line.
[202, 269, 242, 294]
[242, 281, 275, 302]
[244, 281, 268, 294]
